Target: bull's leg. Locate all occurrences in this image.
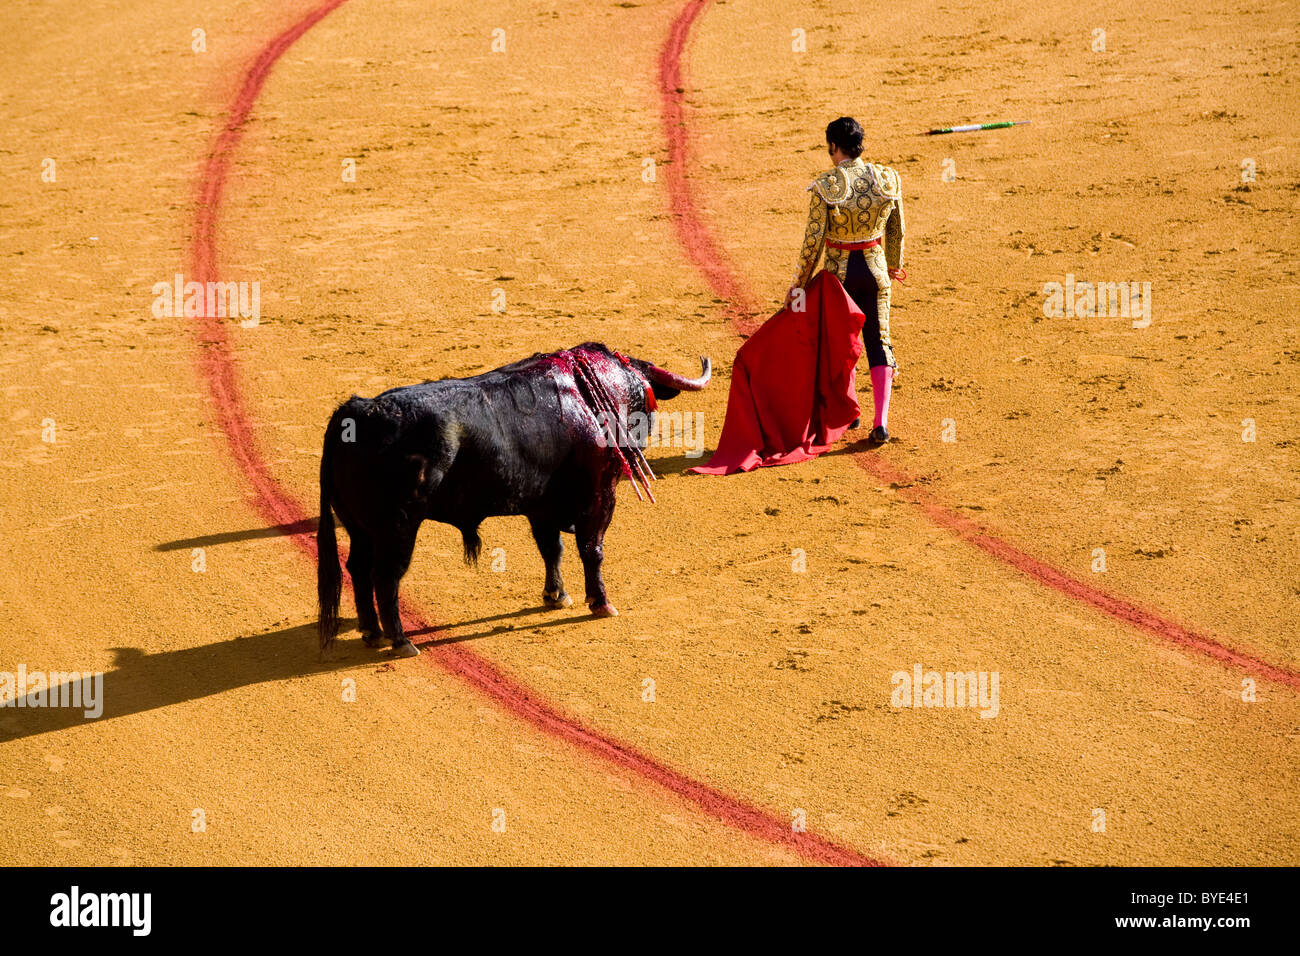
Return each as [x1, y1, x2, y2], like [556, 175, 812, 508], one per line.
[575, 484, 618, 618]
[373, 526, 420, 658]
[345, 533, 384, 648]
[528, 517, 572, 609]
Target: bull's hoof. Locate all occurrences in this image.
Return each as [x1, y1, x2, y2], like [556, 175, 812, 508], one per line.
[589, 603, 619, 618]
[543, 591, 574, 610]
[391, 641, 420, 658]
[361, 631, 386, 648]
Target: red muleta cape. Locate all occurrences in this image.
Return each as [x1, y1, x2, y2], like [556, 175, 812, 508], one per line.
[688, 271, 864, 475]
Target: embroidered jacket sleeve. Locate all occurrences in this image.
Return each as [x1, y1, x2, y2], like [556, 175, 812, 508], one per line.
[873, 165, 904, 272]
[885, 194, 905, 272]
[791, 187, 827, 290]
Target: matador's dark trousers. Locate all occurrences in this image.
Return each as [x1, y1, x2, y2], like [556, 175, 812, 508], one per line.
[843, 249, 889, 368]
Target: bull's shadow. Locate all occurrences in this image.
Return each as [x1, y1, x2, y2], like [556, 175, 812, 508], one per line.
[407, 605, 602, 646]
[0, 619, 358, 745]
[0, 605, 604, 746]
[154, 518, 317, 552]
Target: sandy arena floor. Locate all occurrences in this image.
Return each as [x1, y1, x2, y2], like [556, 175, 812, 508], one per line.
[0, 0, 1296, 864]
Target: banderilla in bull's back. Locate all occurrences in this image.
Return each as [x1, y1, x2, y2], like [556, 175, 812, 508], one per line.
[316, 342, 710, 658]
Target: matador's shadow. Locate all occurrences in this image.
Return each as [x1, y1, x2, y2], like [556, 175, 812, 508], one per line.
[644, 453, 711, 479]
[648, 439, 882, 478]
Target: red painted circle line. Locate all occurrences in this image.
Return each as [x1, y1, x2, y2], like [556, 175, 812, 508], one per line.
[187, 0, 883, 865]
[658, 0, 1300, 693]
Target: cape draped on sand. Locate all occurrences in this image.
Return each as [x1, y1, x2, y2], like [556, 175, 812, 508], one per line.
[687, 271, 864, 475]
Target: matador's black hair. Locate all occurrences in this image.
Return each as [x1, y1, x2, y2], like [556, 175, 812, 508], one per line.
[825, 116, 864, 158]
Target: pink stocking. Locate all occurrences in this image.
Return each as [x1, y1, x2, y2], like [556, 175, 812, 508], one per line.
[870, 365, 893, 430]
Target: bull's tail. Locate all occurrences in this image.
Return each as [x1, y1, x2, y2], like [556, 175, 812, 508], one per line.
[461, 525, 482, 565]
[317, 413, 343, 652]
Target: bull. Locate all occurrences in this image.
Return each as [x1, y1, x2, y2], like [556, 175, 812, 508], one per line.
[317, 342, 710, 657]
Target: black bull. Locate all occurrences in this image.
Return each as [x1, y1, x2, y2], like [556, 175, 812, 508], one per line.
[317, 343, 710, 657]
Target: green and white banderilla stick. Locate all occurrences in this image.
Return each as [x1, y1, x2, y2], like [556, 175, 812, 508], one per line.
[923, 120, 1031, 135]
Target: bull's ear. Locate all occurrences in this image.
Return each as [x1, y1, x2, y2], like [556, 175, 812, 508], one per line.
[649, 382, 681, 402]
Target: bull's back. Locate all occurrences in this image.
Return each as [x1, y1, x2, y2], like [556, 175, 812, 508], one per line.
[424, 374, 587, 519]
[329, 374, 590, 529]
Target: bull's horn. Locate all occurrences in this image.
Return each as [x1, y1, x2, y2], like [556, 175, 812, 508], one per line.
[642, 356, 711, 391]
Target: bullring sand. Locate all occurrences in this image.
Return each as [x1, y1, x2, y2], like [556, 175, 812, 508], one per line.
[0, 0, 1296, 864]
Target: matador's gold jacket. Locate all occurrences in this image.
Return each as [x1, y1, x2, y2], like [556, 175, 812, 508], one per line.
[791, 157, 904, 365]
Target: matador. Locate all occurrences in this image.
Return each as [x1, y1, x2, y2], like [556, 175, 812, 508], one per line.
[786, 116, 905, 444]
